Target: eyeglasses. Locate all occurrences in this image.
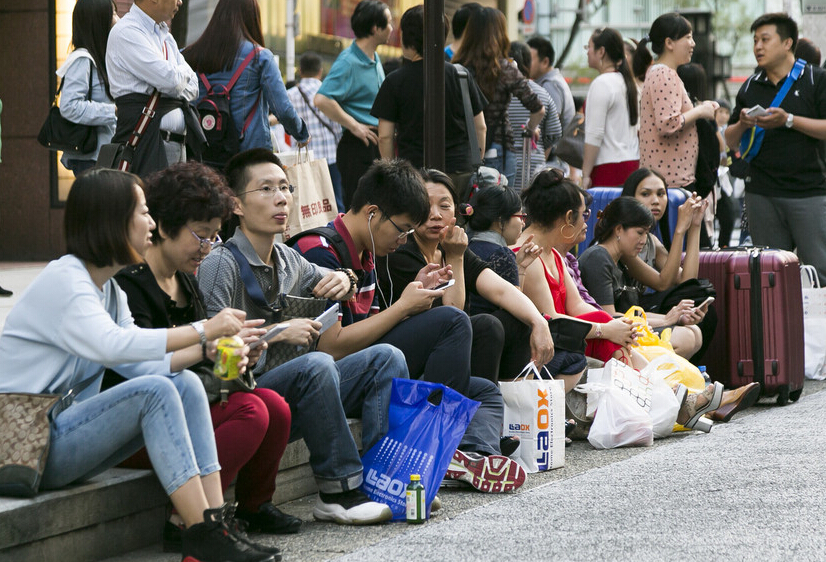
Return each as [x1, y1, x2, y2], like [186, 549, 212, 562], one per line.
[243, 183, 295, 198]
[378, 208, 415, 240]
[582, 208, 592, 220]
[512, 213, 527, 220]
[187, 226, 222, 251]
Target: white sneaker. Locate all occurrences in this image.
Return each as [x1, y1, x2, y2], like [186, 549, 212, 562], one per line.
[444, 449, 526, 493]
[312, 489, 392, 525]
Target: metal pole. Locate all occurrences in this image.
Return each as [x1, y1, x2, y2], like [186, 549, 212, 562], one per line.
[286, 0, 296, 81]
[424, 0, 445, 171]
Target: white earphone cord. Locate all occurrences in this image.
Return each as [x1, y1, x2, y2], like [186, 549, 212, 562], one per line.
[368, 213, 394, 309]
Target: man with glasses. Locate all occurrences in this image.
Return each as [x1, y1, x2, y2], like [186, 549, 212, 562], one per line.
[197, 148, 407, 525]
[293, 159, 531, 494]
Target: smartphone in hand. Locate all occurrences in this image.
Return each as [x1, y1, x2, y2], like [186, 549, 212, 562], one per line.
[746, 104, 769, 118]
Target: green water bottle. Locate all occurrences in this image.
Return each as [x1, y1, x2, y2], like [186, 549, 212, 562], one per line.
[405, 474, 426, 524]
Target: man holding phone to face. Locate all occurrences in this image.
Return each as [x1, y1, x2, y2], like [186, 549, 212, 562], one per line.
[726, 12, 826, 284]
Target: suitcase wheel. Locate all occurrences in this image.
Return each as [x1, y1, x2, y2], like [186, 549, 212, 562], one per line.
[776, 385, 790, 406]
[789, 388, 803, 403]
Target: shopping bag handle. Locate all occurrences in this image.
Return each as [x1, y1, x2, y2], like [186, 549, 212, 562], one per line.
[801, 265, 820, 289]
[513, 361, 553, 382]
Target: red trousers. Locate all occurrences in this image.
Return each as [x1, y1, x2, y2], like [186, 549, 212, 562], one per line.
[211, 388, 291, 511]
[590, 160, 640, 188]
[120, 388, 290, 512]
[577, 310, 624, 363]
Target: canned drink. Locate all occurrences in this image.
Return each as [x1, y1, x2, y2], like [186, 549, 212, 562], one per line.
[405, 474, 426, 524]
[213, 336, 244, 380]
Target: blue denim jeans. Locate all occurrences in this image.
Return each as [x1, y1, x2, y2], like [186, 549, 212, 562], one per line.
[256, 344, 407, 493]
[42, 371, 219, 496]
[486, 142, 517, 188]
[377, 306, 505, 456]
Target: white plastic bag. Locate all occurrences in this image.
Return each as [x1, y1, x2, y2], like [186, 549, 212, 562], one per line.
[801, 265, 826, 380]
[501, 362, 566, 472]
[642, 355, 681, 438]
[576, 382, 653, 449]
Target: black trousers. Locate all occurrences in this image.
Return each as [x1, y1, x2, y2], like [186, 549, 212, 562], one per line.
[336, 129, 380, 210]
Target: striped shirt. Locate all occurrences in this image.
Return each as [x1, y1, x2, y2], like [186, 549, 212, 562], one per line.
[508, 80, 562, 191]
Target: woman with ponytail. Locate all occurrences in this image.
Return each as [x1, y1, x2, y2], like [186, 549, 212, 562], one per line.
[376, 170, 574, 386]
[633, 13, 718, 191]
[578, 196, 704, 359]
[581, 28, 640, 189]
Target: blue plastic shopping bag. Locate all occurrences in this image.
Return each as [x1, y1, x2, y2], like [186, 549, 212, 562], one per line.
[360, 378, 480, 520]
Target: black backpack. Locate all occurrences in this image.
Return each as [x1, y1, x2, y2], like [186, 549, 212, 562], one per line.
[197, 47, 261, 169]
[693, 117, 720, 199]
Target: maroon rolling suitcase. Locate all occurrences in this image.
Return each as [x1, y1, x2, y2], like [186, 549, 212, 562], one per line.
[697, 248, 804, 405]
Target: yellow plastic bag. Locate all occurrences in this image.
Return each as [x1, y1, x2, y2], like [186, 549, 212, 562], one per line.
[624, 306, 705, 393]
[623, 306, 674, 351]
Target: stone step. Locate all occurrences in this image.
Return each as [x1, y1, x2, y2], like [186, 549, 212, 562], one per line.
[0, 419, 362, 561]
[0, 469, 167, 562]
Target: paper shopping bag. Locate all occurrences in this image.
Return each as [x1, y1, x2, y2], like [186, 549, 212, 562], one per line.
[360, 379, 479, 521]
[278, 148, 338, 239]
[501, 362, 565, 473]
[801, 265, 826, 380]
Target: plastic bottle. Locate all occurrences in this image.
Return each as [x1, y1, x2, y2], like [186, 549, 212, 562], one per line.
[405, 474, 426, 524]
[698, 365, 710, 384]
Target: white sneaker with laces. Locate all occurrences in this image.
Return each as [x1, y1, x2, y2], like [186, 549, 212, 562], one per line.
[312, 489, 392, 525]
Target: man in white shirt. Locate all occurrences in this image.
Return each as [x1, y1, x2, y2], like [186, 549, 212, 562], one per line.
[106, 0, 203, 175]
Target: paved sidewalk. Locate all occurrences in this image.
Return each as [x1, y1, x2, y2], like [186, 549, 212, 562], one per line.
[102, 381, 825, 562]
[4, 262, 820, 561]
[0, 263, 46, 330]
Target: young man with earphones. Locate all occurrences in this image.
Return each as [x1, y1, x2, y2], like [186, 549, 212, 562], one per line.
[294, 159, 551, 493]
[197, 149, 408, 525]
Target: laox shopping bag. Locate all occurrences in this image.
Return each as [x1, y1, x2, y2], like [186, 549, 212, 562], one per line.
[500, 362, 565, 473]
[277, 147, 338, 240]
[360, 378, 479, 521]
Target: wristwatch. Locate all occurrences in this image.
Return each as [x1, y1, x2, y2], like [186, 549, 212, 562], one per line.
[785, 113, 795, 129]
[190, 320, 208, 361]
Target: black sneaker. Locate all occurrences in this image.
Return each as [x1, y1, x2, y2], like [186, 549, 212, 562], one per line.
[313, 489, 392, 525]
[180, 506, 276, 562]
[222, 503, 283, 558]
[236, 503, 302, 534]
[162, 520, 184, 553]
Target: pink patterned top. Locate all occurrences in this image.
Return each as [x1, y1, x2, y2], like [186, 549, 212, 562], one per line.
[638, 64, 698, 188]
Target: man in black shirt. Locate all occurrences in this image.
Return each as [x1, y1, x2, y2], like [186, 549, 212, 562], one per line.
[371, 5, 487, 187]
[726, 13, 826, 283]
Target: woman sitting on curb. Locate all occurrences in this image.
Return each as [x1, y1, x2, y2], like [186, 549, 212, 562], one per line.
[514, 169, 645, 369]
[111, 162, 299, 551]
[0, 169, 276, 562]
[621, 167, 717, 363]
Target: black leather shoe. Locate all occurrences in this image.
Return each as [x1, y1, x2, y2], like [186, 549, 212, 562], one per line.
[236, 503, 302, 535]
[0, 285, 12, 297]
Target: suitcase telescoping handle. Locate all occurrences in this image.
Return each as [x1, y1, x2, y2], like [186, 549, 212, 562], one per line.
[748, 249, 765, 386]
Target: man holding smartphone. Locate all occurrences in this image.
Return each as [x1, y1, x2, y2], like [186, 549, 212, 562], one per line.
[294, 159, 545, 494]
[726, 12, 826, 284]
[198, 149, 408, 525]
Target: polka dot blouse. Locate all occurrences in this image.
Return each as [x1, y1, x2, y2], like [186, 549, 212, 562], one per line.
[638, 64, 698, 188]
